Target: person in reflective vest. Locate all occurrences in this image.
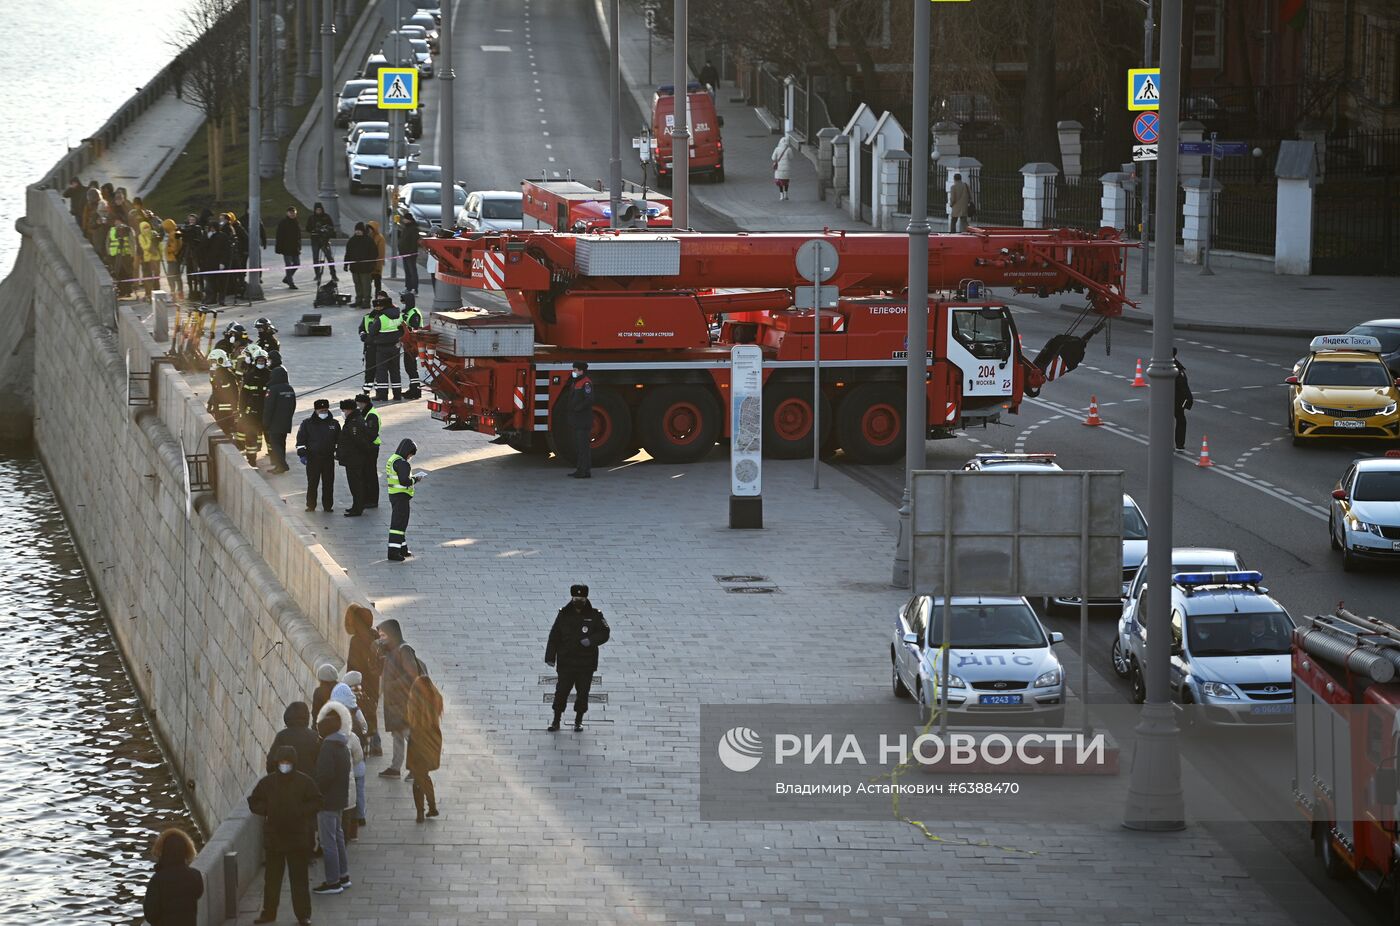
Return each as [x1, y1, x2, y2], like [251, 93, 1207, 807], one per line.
[400, 294, 424, 401]
[107, 221, 136, 297]
[384, 439, 422, 562]
[206, 348, 238, 435]
[368, 293, 404, 402]
[355, 394, 382, 510]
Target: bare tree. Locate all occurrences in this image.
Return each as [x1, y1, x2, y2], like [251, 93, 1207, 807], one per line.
[169, 0, 250, 201]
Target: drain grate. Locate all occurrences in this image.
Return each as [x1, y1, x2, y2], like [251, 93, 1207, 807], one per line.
[726, 585, 778, 594]
[716, 575, 770, 584]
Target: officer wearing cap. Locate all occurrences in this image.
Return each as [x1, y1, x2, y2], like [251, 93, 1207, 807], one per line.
[296, 398, 341, 512]
[565, 361, 594, 478]
[544, 584, 610, 731]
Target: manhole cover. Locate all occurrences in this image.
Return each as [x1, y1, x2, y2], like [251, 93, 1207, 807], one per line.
[726, 586, 778, 594]
[717, 575, 770, 584]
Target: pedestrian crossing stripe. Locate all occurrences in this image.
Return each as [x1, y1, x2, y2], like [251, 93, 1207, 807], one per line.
[1128, 68, 1160, 111]
[378, 67, 418, 109]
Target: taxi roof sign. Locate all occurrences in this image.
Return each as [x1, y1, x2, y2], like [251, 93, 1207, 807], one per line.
[378, 67, 418, 109]
[1309, 334, 1383, 353]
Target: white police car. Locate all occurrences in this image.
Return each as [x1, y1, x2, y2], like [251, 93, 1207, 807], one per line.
[892, 595, 1067, 727]
[1122, 569, 1295, 725]
[961, 451, 1061, 472]
[1112, 547, 1243, 679]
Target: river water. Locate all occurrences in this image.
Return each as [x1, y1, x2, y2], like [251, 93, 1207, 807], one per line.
[0, 454, 200, 922]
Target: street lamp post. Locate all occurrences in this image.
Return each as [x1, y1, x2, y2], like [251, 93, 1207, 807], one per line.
[260, 0, 279, 179]
[892, 0, 931, 589]
[319, 0, 340, 231]
[1124, 0, 1185, 832]
[274, 0, 291, 136]
[671, 0, 689, 228]
[433, 0, 461, 311]
[307, 0, 322, 80]
[1139, 0, 1154, 295]
[294, 0, 311, 106]
[246, 0, 266, 301]
[609, 0, 622, 227]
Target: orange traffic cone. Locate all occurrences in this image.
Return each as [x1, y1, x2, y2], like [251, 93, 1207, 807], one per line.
[1131, 358, 1148, 387]
[1196, 435, 1214, 467]
[1083, 396, 1104, 427]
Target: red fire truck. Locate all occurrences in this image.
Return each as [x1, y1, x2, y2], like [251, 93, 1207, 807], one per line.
[651, 82, 724, 185]
[412, 227, 1132, 466]
[1294, 607, 1400, 913]
[522, 179, 672, 232]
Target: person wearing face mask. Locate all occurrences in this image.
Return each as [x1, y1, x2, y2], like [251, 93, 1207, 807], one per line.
[240, 347, 272, 466]
[265, 701, 322, 778]
[564, 361, 595, 478]
[385, 438, 423, 562]
[354, 393, 382, 510]
[296, 398, 341, 512]
[262, 363, 297, 474]
[248, 744, 322, 926]
[337, 398, 369, 516]
[545, 584, 611, 731]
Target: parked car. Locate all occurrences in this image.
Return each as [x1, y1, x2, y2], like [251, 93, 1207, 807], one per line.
[346, 121, 408, 157]
[892, 594, 1067, 727]
[1329, 454, 1400, 571]
[1112, 547, 1244, 679]
[336, 79, 377, 127]
[457, 191, 525, 232]
[409, 38, 433, 77]
[395, 182, 466, 227]
[1050, 494, 1148, 611]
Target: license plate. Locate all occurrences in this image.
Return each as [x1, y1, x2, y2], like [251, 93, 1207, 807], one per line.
[1393, 541, 1400, 551]
[980, 694, 1023, 705]
[1251, 704, 1293, 715]
[1333, 419, 1364, 429]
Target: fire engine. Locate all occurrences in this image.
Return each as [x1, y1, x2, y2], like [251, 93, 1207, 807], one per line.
[522, 179, 672, 232]
[411, 226, 1132, 466]
[1294, 607, 1400, 911]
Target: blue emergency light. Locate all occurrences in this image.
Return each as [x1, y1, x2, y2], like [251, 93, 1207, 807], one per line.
[1171, 570, 1264, 588]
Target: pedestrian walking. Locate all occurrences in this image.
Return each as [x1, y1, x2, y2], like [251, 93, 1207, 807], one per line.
[771, 133, 797, 201]
[296, 398, 340, 512]
[311, 663, 338, 719]
[337, 399, 369, 516]
[263, 364, 297, 473]
[385, 438, 423, 562]
[406, 674, 444, 822]
[318, 698, 364, 842]
[564, 361, 594, 478]
[266, 701, 322, 778]
[141, 828, 203, 926]
[545, 584, 610, 731]
[171, 55, 185, 99]
[400, 293, 424, 399]
[1174, 348, 1194, 451]
[356, 393, 382, 509]
[312, 709, 352, 895]
[249, 745, 322, 925]
[344, 223, 377, 309]
[367, 220, 386, 293]
[948, 172, 972, 233]
[276, 206, 303, 289]
[306, 203, 337, 285]
[344, 604, 384, 755]
[240, 346, 272, 465]
[368, 293, 404, 401]
[179, 213, 202, 300]
[161, 218, 184, 299]
[698, 60, 719, 93]
[378, 623, 425, 777]
[398, 214, 421, 293]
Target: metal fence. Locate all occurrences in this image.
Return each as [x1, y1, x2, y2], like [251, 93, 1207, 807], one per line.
[1210, 187, 1278, 256]
[1314, 177, 1400, 275]
[971, 175, 1024, 226]
[1045, 177, 1103, 231]
[1325, 130, 1400, 177]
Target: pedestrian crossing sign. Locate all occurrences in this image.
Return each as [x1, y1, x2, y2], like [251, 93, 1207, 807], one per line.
[378, 67, 418, 110]
[1128, 68, 1160, 111]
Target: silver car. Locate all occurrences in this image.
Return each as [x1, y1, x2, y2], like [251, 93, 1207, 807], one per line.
[892, 595, 1066, 727]
[1052, 493, 1148, 610]
[1330, 455, 1400, 571]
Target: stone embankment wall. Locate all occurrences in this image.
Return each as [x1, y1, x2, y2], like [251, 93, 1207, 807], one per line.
[4, 188, 369, 924]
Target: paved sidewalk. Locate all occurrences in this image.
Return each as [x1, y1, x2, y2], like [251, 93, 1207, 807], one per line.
[595, 0, 863, 233]
[85, 92, 206, 198]
[176, 286, 1346, 926]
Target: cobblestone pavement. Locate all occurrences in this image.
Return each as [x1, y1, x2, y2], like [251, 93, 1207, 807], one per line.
[183, 290, 1342, 925]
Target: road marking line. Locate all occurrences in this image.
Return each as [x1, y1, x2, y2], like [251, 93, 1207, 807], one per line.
[480, 45, 513, 52]
[548, 156, 556, 162]
[1027, 395, 1327, 522]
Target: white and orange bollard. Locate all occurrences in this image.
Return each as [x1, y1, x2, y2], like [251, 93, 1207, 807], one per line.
[1083, 396, 1104, 427]
[1196, 435, 1214, 467]
[1131, 359, 1148, 387]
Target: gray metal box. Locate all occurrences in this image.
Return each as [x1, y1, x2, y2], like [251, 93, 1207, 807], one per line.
[573, 235, 681, 276]
[429, 309, 535, 357]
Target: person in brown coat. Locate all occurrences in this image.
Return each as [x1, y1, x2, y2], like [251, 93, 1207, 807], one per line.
[406, 674, 443, 822]
[367, 220, 386, 293]
[344, 604, 384, 755]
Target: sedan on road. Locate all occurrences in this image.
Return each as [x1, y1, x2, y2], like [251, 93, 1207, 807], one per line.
[1050, 493, 1148, 611]
[395, 181, 466, 228]
[347, 133, 407, 194]
[336, 79, 377, 127]
[892, 595, 1066, 727]
[1330, 453, 1400, 571]
[1112, 547, 1244, 679]
[1287, 335, 1400, 443]
[458, 191, 525, 232]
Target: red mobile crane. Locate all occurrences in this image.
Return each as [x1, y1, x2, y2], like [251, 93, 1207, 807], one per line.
[413, 226, 1132, 465]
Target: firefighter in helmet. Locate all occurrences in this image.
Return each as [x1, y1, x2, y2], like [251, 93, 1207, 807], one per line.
[206, 348, 239, 434]
[239, 345, 272, 464]
[254, 316, 281, 354]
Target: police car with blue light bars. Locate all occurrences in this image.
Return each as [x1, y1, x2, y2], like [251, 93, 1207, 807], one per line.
[1123, 569, 1295, 725]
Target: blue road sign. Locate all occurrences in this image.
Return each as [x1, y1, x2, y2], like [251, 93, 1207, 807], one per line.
[1127, 68, 1160, 111]
[1179, 141, 1251, 158]
[1133, 112, 1160, 144]
[378, 67, 418, 109]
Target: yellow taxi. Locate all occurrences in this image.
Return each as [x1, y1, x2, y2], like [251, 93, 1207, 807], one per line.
[1287, 334, 1400, 444]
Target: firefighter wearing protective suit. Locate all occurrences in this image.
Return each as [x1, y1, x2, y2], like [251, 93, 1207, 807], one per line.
[255, 316, 281, 354]
[384, 438, 422, 562]
[239, 345, 271, 464]
[214, 322, 250, 360]
[400, 294, 424, 401]
[206, 348, 239, 435]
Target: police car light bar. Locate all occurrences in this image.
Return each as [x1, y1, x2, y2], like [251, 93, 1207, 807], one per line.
[975, 452, 1057, 461]
[1309, 334, 1383, 353]
[1172, 570, 1264, 588]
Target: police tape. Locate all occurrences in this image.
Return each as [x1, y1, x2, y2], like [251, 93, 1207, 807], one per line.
[107, 250, 422, 287]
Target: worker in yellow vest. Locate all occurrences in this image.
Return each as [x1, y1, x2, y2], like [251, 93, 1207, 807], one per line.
[384, 439, 423, 562]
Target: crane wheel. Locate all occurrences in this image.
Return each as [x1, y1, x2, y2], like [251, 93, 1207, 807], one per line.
[638, 385, 719, 463]
[548, 387, 633, 466]
[506, 433, 549, 455]
[836, 383, 905, 465]
[762, 381, 831, 459]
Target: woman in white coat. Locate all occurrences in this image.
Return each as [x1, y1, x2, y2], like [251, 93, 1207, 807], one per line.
[771, 134, 798, 200]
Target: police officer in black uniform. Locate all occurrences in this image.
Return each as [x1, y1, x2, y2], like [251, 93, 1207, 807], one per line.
[565, 361, 594, 478]
[1173, 348, 1194, 452]
[337, 398, 368, 516]
[545, 584, 610, 731]
[400, 292, 424, 400]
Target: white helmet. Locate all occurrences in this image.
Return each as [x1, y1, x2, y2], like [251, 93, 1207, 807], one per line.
[207, 348, 230, 368]
[243, 344, 268, 362]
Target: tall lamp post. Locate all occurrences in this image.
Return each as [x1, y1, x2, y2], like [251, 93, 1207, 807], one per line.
[259, 0, 279, 179]
[246, 0, 266, 301]
[891, 0, 931, 588]
[318, 0, 340, 231]
[433, 0, 461, 311]
[1137, 0, 1154, 295]
[294, 0, 311, 106]
[609, 0, 622, 227]
[671, 0, 689, 228]
[1124, 0, 1185, 832]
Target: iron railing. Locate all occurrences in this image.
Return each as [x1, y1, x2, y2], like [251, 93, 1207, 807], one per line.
[1210, 187, 1278, 256]
[1325, 130, 1400, 177]
[1314, 177, 1400, 275]
[1046, 177, 1103, 231]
